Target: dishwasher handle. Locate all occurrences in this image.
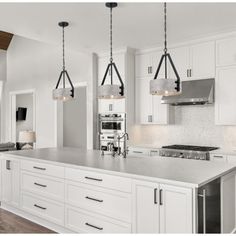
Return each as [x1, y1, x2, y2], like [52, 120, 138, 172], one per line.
[198, 189, 206, 233]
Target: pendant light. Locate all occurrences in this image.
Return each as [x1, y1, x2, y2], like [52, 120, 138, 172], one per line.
[98, 2, 124, 99]
[150, 3, 181, 96]
[53, 21, 74, 101]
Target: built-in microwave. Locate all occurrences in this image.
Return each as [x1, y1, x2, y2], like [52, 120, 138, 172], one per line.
[99, 113, 126, 134]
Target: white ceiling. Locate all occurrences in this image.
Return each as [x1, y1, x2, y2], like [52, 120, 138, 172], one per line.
[0, 2, 236, 53]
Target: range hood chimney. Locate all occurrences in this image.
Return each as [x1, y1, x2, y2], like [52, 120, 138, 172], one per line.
[161, 78, 214, 106]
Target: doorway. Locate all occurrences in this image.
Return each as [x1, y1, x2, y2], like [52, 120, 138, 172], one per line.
[9, 89, 36, 145]
[63, 86, 87, 148]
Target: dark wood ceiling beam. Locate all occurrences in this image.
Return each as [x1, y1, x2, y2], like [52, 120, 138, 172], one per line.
[0, 31, 13, 50]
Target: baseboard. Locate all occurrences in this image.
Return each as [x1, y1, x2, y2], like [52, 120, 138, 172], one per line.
[1, 202, 74, 233]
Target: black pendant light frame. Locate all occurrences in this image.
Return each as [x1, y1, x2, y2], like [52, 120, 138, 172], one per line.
[55, 21, 74, 98]
[153, 3, 180, 92]
[100, 2, 124, 96]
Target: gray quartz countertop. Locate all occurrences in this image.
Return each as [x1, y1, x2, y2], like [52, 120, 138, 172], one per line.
[5, 147, 236, 188]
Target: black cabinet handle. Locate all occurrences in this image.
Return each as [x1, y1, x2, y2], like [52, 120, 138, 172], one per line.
[85, 223, 103, 231]
[85, 196, 103, 203]
[33, 166, 46, 171]
[6, 160, 10, 170]
[85, 176, 103, 182]
[34, 182, 47, 188]
[34, 204, 47, 210]
[159, 189, 163, 205]
[154, 188, 158, 204]
[133, 151, 143, 154]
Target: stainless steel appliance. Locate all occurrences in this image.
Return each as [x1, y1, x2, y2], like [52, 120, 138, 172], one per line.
[159, 145, 219, 160]
[161, 78, 215, 106]
[99, 113, 127, 156]
[198, 178, 221, 233]
[99, 113, 126, 134]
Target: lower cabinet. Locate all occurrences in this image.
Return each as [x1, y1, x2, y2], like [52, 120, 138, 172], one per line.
[1, 157, 20, 207]
[134, 180, 193, 233]
[65, 205, 131, 233]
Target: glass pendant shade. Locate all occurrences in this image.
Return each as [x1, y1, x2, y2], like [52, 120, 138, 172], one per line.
[150, 78, 181, 96]
[53, 87, 74, 101]
[98, 84, 124, 99]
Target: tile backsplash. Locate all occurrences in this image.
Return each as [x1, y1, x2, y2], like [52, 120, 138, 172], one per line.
[130, 105, 236, 149]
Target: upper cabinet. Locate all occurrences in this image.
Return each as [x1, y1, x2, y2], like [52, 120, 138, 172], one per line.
[190, 41, 215, 79]
[216, 36, 236, 67]
[168, 41, 215, 81]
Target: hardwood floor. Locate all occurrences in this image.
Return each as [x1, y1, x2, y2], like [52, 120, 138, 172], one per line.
[0, 209, 55, 233]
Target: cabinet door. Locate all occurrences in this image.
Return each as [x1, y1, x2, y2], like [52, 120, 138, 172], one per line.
[135, 52, 152, 78]
[216, 37, 236, 67]
[221, 170, 236, 233]
[98, 100, 114, 113]
[159, 184, 193, 233]
[2, 158, 20, 207]
[152, 96, 169, 124]
[168, 46, 190, 81]
[134, 180, 159, 233]
[112, 99, 125, 113]
[215, 66, 236, 125]
[190, 41, 215, 80]
[136, 78, 152, 124]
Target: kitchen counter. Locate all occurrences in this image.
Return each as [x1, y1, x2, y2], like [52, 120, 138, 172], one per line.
[5, 147, 236, 188]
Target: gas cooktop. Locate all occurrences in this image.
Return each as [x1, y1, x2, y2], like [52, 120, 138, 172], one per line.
[160, 145, 219, 161]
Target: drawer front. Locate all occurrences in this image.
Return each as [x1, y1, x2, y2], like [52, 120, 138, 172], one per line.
[21, 192, 64, 225]
[21, 160, 64, 178]
[210, 154, 227, 162]
[65, 206, 131, 233]
[21, 172, 64, 202]
[65, 168, 131, 193]
[66, 181, 131, 222]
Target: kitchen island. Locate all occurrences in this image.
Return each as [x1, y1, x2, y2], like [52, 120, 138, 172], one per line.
[1, 147, 236, 234]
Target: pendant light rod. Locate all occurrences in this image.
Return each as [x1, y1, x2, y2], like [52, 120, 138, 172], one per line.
[164, 2, 167, 79]
[98, 2, 124, 98]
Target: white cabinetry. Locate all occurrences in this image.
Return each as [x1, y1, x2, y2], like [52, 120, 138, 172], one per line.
[136, 77, 169, 125]
[169, 41, 215, 81]
[221, 170, 236, 233]
[134, 180, 193, 233]
[98, 49, 135, 117]
[1, 157, 20, 207]
[216, 36, 236, 67]
[215, 66, 236, 125]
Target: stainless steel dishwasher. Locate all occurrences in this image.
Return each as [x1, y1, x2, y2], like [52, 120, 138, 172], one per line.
[198, 178, 221, 233]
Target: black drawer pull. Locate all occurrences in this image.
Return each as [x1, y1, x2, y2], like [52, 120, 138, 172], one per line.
[85, 196, 103, 203]
[159, 189, 163, 206]
[133, 151, 143, 154]
[85, 176, 103, 182]
[33, 166, 46, 171]
[154, 188, 158, 204]
[34, 182, 47, 188]
[6, 160, 11, 170]
[85, 222, 103, 231]
[213, 155, 223, 158]
[34, 204, 47, 210]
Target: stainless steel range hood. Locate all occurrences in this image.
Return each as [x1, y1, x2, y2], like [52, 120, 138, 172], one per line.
[161, 78, 214, 106]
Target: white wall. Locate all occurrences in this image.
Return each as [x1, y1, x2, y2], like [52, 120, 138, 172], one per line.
[130, 105, 236, 150]
[16, 93, 33, 141]
[0, 49, 6, 81]
[63, 86, 87, 148]
[2, 35, 94, 148]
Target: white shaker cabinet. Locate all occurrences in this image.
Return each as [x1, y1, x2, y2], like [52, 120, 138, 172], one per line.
[216, 36, 236, 67]
[1, 157, 20, 207]
[134, 181, 160, 233]
[215, 66, 236, 125]
[159, 184, 193, 233]
[134, 180, 193, 234]
[221, 170, 236, 233]
[136, 77, 169, 124]
[168, 41, 215, 81]
[168, 46, 190, 81]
